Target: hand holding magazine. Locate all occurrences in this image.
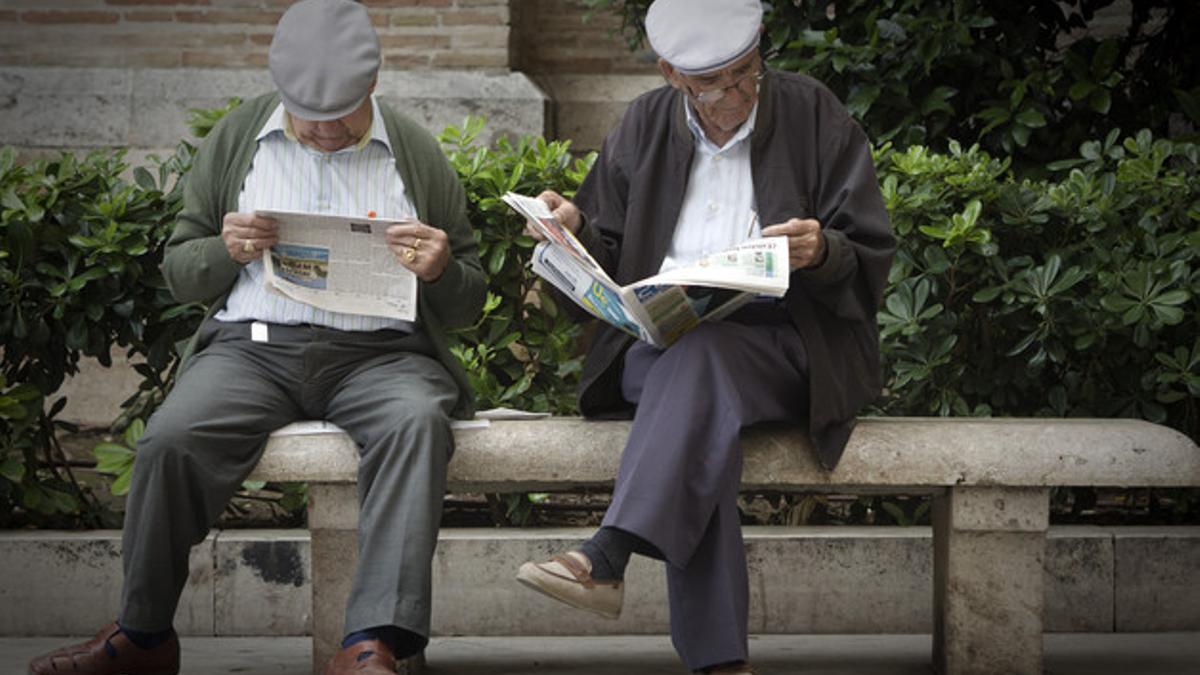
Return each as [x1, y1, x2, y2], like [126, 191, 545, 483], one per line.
[255, 209, 418, 321]
[502, 192, 789, 348]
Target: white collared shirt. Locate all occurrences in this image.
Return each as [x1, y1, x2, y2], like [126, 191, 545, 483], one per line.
[216, 96, 416, 331]
[658, 101, 760, 273]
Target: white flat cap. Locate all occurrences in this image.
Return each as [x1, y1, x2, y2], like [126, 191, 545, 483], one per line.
[645, 0, 763, 75]
[269, 0, 381, 121]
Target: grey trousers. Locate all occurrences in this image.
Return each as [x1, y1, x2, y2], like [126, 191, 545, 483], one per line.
[607, 312, 809, 671]
[119, 320, 458, 641]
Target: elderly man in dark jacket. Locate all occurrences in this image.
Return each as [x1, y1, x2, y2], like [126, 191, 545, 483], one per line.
[515, 0, 895, 672]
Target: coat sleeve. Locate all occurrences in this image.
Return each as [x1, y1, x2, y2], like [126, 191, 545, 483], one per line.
[543, 128, 632, 323]
[571, 130, 630, 279]
[795, 115, 896, 323]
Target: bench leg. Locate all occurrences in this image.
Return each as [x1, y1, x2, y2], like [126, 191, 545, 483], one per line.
[932, 486, 1049, 675]
[309, 484, 425, 674]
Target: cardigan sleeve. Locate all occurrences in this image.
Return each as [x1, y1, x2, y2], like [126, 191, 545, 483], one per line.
[420, 150, 487, 330]
[162, 107, 253, 305]
[389, 115, 486, 331]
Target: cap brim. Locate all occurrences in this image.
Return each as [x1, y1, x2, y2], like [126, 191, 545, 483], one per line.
[672, 38, 761, 76]
[278, 92, 368, 122]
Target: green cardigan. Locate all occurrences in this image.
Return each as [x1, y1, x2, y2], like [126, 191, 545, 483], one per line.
[164, 93, 486, 418]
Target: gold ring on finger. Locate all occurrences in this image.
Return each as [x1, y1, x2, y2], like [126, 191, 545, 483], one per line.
[242, 240, 255, 253]
[403, 247, 417, 263]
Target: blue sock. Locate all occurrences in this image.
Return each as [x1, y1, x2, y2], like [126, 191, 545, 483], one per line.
[116, 622, 173, 650]
[343, 625, 428, 661]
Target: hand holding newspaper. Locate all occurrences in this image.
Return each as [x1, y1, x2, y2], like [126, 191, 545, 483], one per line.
[255, 209, 418, 321]
[502, 192, 789, 348]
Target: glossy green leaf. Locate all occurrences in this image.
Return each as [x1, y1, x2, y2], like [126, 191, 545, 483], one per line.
[0, 457, 25, 482]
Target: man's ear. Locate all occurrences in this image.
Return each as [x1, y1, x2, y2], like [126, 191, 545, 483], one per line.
[658, 58, 683, 90]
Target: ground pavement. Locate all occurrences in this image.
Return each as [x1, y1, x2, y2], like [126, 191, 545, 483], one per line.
[3, 634, 1199, 674]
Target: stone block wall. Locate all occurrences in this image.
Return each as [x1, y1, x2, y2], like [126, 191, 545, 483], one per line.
[0, 66, 545, 157]
[0, 0, 511, 71]
[3, 526, 1197, 637]
[511, 0, 655, 75]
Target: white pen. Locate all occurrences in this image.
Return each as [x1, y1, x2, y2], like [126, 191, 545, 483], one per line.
[745, 210, 760, 239]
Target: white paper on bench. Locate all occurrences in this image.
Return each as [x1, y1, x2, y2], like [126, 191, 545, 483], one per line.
[267, 418, 494, 437]
[475, 407, 551, 420]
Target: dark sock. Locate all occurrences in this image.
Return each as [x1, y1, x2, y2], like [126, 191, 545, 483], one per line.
[343, 625, 428, 661]
[116, 622, 173, 650]
[580, 526, 661, 580]
[697, 660, 748, 673]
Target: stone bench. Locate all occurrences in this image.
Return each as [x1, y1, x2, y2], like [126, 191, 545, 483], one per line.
[249, 417, 1200, 674]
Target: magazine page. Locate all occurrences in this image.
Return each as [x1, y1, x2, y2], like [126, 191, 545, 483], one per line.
[637, 237, 790, 297]
[504, 191, 794, 348]
[630, 284, 755, 347]
[501, 192, 604, 272]
[531, 241, 652, 342]
[505, 191, 656, 341]
[255, 209, 417, 321]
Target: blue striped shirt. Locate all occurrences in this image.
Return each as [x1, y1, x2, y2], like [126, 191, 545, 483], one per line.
[216, 97, 416, 332]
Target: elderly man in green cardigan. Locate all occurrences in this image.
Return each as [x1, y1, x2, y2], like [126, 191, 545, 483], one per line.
[28, 2, 485, 674]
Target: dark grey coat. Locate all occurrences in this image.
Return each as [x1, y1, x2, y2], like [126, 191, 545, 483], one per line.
[570, 69, 896, 469]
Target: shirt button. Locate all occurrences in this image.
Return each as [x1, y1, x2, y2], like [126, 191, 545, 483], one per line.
[708, 202, 719, 212]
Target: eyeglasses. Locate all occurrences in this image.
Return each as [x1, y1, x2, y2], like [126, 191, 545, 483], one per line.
[687, 68, 764, 105]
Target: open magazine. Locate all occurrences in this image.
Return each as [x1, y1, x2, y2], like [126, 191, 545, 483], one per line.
[255, 209, 418, 321]
[502, 192, 789, 348]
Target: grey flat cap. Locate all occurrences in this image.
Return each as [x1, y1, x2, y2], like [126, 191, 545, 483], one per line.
[645, 0, 762, 75]
[269, 0, 381, 121]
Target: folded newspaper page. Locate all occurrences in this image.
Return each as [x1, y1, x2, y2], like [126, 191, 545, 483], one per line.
[502, 192, 789, 348]
[255, 209, 418, 321]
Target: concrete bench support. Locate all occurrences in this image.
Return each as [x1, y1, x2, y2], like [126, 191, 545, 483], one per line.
[934, 487, 1050, 674]
[251, 417, 1199, 674]
[308, 483, 427, 672]
[309, 485, 357, 671]
[305, 483, 426, 672]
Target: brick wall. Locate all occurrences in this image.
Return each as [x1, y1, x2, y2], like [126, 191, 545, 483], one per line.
[0, 0, 511, 70]
[510, 0, 655, 75]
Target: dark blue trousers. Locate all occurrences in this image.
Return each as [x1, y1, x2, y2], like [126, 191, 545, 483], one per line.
[606, 310, 809, 670]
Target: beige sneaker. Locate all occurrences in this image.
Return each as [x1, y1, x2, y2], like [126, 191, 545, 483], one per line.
[516, 550, 623, 619]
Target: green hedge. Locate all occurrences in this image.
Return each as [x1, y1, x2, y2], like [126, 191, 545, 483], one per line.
[0, 114, 594, 526]
[439, 118, 594, 413]
[585, 0, 1199, 170]
[0, 142, 202, 525]
[1, 118, 1196, 526]
[875, 133, 1198, 428]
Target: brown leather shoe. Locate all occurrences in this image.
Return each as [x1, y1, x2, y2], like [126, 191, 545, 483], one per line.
[27, 622, 179, 675]
[321, 639, 398, 675]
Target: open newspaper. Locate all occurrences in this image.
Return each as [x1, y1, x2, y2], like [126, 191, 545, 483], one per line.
[255, 209, 417, 321]
[502, 192, 789, 348]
